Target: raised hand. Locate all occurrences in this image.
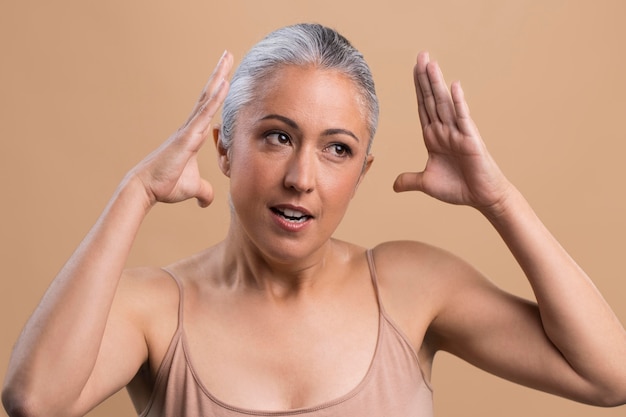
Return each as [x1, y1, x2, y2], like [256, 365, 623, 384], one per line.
[393, 52, 512, 214]
[131, 50, 233, 208]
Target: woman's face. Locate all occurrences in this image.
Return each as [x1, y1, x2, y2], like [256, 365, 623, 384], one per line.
[218, 65, 374, 264]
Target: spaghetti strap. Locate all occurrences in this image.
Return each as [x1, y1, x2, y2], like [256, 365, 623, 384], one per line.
[140, 254, 434, 416]
[137, 269, 186, 417]
[161, 268, 185, 330]
[366, 249, 434, 393]
[365, 249, 388, 315]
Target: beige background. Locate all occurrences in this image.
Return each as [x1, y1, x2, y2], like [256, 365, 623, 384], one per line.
[2, 1, 625, 416]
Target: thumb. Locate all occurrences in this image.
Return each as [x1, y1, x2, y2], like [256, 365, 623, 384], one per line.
[393, 171, 425, 193]
[194, 178, 215, 208]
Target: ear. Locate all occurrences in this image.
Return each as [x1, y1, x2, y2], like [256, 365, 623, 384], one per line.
[213, 124, 231, 177]
[352, 154, 374, 197]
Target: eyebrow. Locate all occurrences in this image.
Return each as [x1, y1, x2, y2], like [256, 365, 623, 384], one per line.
[259, 114, 361, 143]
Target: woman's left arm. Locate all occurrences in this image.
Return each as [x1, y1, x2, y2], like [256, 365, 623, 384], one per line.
[394, 52, 626, 406]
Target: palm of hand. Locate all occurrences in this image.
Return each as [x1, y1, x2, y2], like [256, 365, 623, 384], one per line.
[146, 135, 209, 205]
[420, 117, 505, 209]
[394, 52, 510, 213]
[131, 51, 233, 208]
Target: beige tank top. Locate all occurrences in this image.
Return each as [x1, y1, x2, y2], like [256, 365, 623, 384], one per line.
[139, 250, 434, 416]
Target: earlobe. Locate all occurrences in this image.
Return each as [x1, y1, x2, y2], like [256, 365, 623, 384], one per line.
[363, 154, 374, 175]
[213, 125, 231, 177]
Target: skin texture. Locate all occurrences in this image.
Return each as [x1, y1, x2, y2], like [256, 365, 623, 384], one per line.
[3, 49, 626, 417]
[220, 65, 373, 269]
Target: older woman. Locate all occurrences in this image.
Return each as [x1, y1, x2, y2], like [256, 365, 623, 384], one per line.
[3, 23, 626, 417]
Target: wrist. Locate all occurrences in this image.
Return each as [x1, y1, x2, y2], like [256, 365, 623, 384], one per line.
[478, 183, 525, 226]
[118, 172, 158, 214]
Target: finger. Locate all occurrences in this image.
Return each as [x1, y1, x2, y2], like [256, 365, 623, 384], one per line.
[415, 52, 439, 125]
[167, 79, 229, 157]
[393, 171, 425, 193]
[195, 50, 233, 109]
[451, 81, 475, 135]
[195, 178, 214, 208]
[185, 50, 234, 126]
[427, 61, 457, 125]
[188, 77, 230, 137]
[414, 52, 430, 127]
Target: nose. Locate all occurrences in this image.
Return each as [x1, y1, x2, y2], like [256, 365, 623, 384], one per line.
[284, 149, 316, 193]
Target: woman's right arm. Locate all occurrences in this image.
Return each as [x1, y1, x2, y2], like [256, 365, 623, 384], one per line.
[1, 51, 233, 417]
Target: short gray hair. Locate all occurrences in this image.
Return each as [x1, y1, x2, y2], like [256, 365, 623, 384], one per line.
[220, 23, 379, 152]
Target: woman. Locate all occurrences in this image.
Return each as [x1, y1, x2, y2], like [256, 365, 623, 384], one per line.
[3, 23, 626, 416]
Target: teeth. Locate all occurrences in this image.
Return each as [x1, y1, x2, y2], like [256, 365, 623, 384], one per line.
[283, 208, 305, 218]
[273, 207, 310, 222]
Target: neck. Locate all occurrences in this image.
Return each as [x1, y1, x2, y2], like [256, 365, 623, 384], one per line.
[217, 220, 342, 301]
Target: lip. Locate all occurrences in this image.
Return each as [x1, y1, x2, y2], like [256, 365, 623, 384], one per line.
[269, 204, 314, 233]
[271, 204, 314, 218]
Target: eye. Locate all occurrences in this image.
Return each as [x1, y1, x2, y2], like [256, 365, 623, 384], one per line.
[326, 143, 352, 158]
[265, 131, 291, 146]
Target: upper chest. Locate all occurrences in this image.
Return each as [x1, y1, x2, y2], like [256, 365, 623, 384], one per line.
[178, 275, 380, 410]
[138, 250, 437, 412]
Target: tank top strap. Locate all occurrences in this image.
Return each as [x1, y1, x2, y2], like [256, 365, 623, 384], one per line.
[161, 268, 185, 330]
[137, 269, 186, 417]
[365, 248, 388, 316]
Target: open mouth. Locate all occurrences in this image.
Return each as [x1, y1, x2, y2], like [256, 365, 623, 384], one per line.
[271, 207, 313, 223]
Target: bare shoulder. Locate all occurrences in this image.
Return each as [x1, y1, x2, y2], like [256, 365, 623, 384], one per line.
[116, 266, 180, 319]
[369, 241, 490, 349]
[370, 240, 483, 291]
[371, 240, 454, 267]
[116, 266, 181, 372]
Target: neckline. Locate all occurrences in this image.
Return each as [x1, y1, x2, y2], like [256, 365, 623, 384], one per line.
[178, 249, 385, 415]
[180, 313, 384, 415]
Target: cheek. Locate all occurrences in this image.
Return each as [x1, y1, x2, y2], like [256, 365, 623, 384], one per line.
[228, 149, 277, 193]
[319, 168, 362, 205]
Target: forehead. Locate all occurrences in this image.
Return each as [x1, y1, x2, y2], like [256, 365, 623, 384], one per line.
[239, 65, 369, 137]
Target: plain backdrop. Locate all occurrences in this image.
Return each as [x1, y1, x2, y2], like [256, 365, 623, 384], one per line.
[1, 1, 625, 416]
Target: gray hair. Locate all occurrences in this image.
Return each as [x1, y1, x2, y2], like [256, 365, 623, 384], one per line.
[220, 23, 379, 153]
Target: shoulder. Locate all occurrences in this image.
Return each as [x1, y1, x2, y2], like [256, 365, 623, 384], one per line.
[117, 266, 180, 316]
[115, 266, 182, 356]
[117, 248, 217, 306]
[370, 240, 492, 307]
[370, 240, 480, 288]
[368, 240, 489, 345]
[371, 240, 450, 264]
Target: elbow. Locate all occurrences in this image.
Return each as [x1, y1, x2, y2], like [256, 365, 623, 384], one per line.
[592, 397, 626, 408]
[595, 393, 626, 408]
[2, 385, 36, 417]
[2, 380, 83, 417]
[2, 383, 62, 417]
[585, 384, 626, 408]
